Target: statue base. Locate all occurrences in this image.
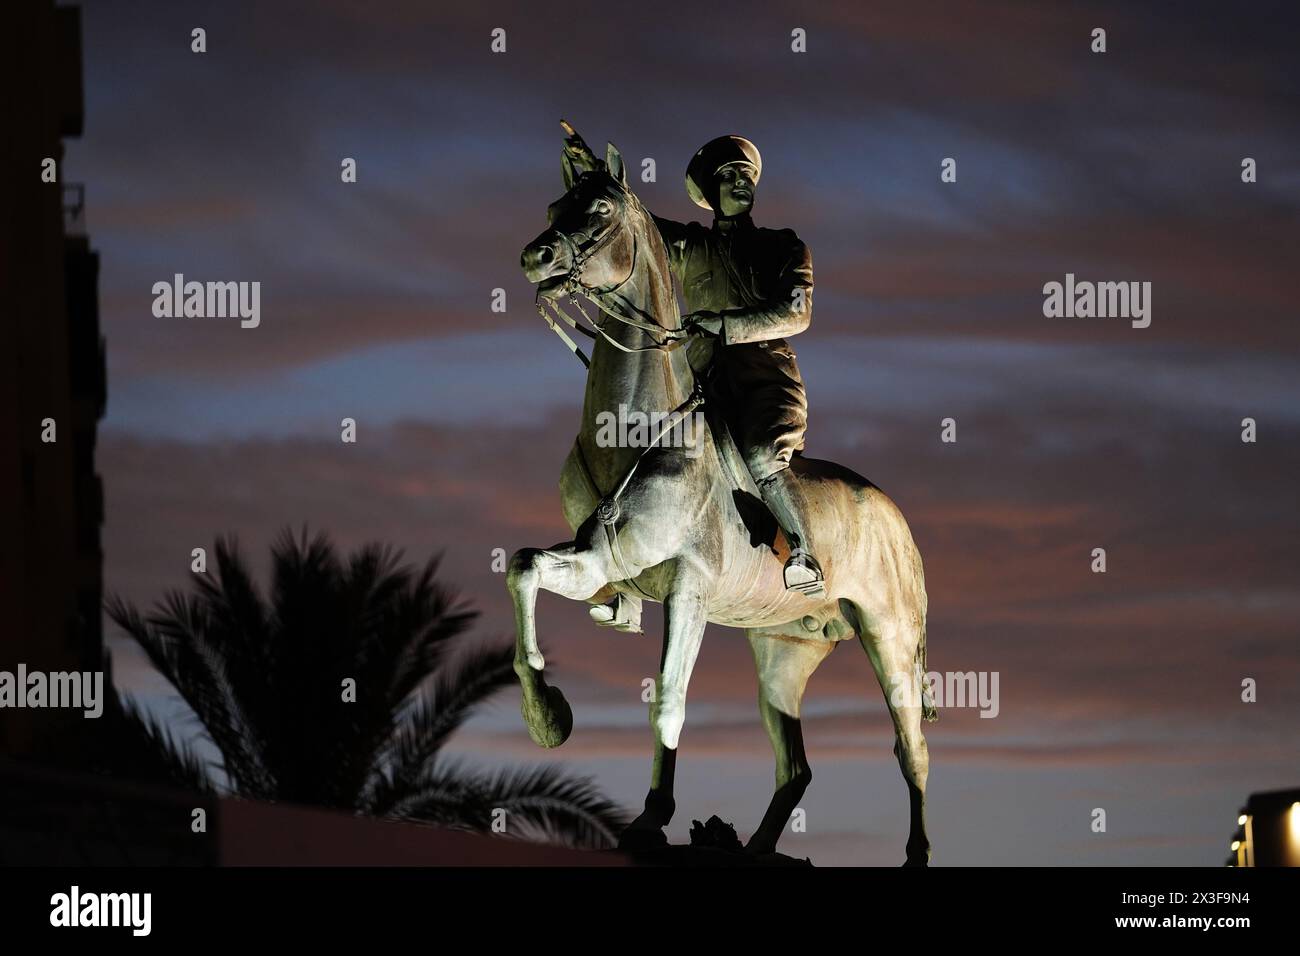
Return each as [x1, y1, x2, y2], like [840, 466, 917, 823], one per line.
[619, 815, 813, 867]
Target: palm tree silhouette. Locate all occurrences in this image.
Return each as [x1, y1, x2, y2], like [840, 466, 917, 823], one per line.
[106, 528, 626, 849]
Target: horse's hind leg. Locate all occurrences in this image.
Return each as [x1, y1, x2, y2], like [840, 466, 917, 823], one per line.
[856, 613, 932, 866]
[745, 629, 834, 855]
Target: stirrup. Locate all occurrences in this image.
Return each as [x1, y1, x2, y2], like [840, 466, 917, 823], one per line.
[588, 593, 643, 633]
[784, 548, 825, 597]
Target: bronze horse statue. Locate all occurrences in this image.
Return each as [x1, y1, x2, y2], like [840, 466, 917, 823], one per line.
[512, 136, 936, 863]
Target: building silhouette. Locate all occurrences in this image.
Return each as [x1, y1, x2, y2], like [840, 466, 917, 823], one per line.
[1, 1, 106, 761]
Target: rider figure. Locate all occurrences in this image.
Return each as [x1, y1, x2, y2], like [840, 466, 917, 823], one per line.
[564, 128, 826, 632]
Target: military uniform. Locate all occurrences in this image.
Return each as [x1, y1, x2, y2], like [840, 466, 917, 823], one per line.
[653, 212, 812, 481]
[566, 129, 825, 614]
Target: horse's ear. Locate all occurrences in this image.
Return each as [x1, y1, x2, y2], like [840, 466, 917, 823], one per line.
[606, 142, 627, 187]
[562, 151, 578, 190]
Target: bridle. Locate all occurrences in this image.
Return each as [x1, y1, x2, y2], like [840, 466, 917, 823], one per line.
[535, 174, 687, 368]
[532, 173, 706, 539]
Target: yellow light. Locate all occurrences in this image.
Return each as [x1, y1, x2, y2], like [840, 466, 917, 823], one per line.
[1237, 814, 1248, 826]
[1289, 803, 1300, 842]
[1230, 840, 1241, 851]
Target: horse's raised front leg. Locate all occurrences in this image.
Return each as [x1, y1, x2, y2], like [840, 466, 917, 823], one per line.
[744, 629, 834, 855]
[507, 542, 613, 748]
[619, 576, 709, 850]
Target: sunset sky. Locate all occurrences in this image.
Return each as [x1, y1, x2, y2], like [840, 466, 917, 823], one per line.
[72, 0, 1299, 864]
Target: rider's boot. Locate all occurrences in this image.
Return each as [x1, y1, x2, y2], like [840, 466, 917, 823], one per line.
[757, 467, 825, 598]
[589, 592, 644, 633]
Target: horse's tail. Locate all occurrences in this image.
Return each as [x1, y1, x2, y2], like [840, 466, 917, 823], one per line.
[911, 539, 937, 723]
[917, 617, 938, 723]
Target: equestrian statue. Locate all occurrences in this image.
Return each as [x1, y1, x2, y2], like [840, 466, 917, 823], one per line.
[510, 121, 936, 864]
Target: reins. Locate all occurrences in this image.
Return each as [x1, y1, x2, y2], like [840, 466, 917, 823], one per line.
[529, 177, 707, 566]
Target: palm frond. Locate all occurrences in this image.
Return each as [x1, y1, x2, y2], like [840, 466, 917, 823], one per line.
[112, 693, 215, 793]
[106, 527, 627, 852]
[375, 554, 479, 710]
[366, 640, 516, 807]
[341, 549, 477, 786]
[105, 591, 276, 798]
[390, 763, 628, 850]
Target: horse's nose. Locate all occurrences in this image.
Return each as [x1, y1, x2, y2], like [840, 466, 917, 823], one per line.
[521, 238, 567, 282]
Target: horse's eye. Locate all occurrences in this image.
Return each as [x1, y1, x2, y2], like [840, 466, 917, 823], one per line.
[594, 199, 612, 216]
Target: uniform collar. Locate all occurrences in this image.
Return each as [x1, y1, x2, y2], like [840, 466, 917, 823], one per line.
[712, 213, 754, 235]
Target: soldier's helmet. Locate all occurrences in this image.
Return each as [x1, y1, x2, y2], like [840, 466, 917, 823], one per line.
[686, 135, 762, 211]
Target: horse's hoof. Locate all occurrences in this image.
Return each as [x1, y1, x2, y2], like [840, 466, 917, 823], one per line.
[522, 684, 572, 748]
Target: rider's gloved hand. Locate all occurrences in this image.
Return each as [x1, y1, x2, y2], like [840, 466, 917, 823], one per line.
[682, 311, 723, 337]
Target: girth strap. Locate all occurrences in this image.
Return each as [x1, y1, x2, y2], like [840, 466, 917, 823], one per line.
[570, 384, 706, 600]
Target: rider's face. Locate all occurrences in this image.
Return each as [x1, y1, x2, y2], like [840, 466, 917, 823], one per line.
[715, 163, 756, 217]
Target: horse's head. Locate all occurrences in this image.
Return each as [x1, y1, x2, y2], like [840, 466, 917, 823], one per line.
[521, 142, 639, 299]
